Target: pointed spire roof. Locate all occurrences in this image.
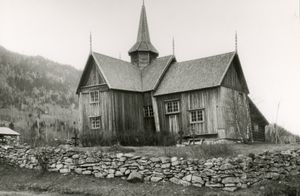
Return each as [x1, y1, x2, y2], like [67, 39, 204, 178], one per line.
[128, 3, 158, 55]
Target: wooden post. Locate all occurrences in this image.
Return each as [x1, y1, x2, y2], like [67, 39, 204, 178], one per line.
[151, 92, 160, 132]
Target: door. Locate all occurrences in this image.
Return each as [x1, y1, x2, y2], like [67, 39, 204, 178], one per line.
[168, 114, 179, 134]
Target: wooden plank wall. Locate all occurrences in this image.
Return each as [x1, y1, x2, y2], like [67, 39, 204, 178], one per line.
[218, 87, 251, 139]
[143, 92, 155, 132]
[111, 90, 145, 136]
[79, 89, 113, 139]
[155, 88, 219, 135]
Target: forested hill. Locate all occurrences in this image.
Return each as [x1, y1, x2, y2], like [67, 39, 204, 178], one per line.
[0, 45, 81, 112]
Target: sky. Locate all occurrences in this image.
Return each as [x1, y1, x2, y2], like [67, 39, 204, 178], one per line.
[0, 0, 300, 135]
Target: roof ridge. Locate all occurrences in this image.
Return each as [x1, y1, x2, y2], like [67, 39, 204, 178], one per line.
[92, 51, 132, 64]
[177, 51, 235, 64]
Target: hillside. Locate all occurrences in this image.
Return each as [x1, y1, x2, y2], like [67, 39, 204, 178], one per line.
[0, 45, 82, 143]
[0, 45, 81, 111]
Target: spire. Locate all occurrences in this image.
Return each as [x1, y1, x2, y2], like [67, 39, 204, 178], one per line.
[89, 32, 93, 53]
[235, 31, 238, 52]
[128, 3, 158, 56]
[172, 37, 175, 56]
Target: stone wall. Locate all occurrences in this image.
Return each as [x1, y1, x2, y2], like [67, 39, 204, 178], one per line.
[1, 145, 300, 192]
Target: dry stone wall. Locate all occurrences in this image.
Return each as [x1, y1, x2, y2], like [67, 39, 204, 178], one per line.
[1, 145, 300, 192]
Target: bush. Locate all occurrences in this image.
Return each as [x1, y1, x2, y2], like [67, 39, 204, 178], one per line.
[36, 148, 53, 173]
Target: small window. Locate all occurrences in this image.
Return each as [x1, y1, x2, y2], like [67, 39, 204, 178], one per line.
[90, 91, 99, 104]
[190, 109, 204, 123]
[90, 116, 101, 129]
[144, 105, 154, 117]
[165, 100, 180, 114]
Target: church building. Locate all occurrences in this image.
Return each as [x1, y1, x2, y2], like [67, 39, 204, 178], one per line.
[76, 3, 268, 144]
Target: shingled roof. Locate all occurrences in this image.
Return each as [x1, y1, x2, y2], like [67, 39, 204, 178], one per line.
[92, 52, 142, 91]
[85, 52, 174, 92]
[154, 52, 236, 96]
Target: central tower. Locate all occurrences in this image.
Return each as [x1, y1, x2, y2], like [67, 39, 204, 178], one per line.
[128, 3, 159, 69]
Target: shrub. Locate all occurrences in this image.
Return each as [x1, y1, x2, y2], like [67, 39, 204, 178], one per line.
[36, 148, 53, 173]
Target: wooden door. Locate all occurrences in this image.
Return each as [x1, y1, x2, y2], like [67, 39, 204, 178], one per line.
[168, 114, 179, 134]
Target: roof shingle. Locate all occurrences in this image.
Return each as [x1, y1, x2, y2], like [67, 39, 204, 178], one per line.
[154, 52, 236, 96]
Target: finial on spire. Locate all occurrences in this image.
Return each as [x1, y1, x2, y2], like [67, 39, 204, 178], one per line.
[235, 31, 238, 52]
[89, 32, 93, 53]
[142, 0, 145, 6]
[172, 37, 175, 56]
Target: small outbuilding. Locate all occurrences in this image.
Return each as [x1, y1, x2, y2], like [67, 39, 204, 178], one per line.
[0, 127, 20, 144]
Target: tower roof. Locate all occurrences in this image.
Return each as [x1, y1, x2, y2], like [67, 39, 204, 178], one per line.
[128, 4, 158, 55]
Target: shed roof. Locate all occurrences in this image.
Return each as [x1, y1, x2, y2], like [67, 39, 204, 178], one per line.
[0, 127, 20, 136]
[154, 52, 236, 96]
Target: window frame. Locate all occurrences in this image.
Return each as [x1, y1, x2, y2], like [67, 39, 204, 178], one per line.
[165, 100, 180, 115]
[90, 116, 101, 129]
[144, 105, 154, 118]
[89, 90, 99, 104]
[189, 109, 205, 124]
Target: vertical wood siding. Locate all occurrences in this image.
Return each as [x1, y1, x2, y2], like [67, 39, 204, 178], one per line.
[156, 88, 219, 135]
[218, 87, 251, 139]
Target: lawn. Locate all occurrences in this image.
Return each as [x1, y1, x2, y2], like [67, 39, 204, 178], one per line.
[75, 143, 300, 159]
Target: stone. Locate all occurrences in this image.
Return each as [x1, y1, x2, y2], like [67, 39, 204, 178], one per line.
[72, 154, 80, 159]
[171, 157, 178, 162]
[161, 163, 171, 169]
[160, 157, 170, 163]
[222, 177, 241, 184]
[94, 172, 107, 178]
[56, 164, 64, 170]
[151, 176, 163, 182]
[65, 158, 73, 163]
[125, 169, 131, 175]
[220, 163, 234, 170]
[127, 171, 144, 183]
[182, 174, 192, 182]
[150, 157, 160, 163]
[59, 168, 70, 174]
[108, 169, 115, 174]
[74, 168, 82, 174]
[191, 175, 204, 184]
[86, 157, 96, 163]
[180, 180, 191, 186]
[107, 174, 114, 178]
[205, 183, 224, 188]
[171, 161, 179, 166]
[120, 167, 127, 173]
[223, 187, 238, 192]
[82, 170, 92, 175]
[115, 171, 123, 177]
[265, 172, 280, 180]
[169, 177, 181, 185]
[124, 153, 134, 158]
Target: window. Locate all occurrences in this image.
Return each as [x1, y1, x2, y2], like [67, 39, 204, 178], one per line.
[90, 116, 101, 129]
[90, 91, 99, 104]
[165, 100, 180, 114]
[190, 109, 204, 123]
[144, 105, 154, 117]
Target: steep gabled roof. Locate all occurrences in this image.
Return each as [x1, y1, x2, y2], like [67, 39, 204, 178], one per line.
[142, 55, 175, 91]
[92, 52, 142, 91]
[128, 4, 158, 55]
[154, 52, 236, 96]
[76, 52, 175, 93]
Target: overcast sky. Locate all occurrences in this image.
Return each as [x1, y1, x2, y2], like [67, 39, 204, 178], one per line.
[0, 0, 300, 135]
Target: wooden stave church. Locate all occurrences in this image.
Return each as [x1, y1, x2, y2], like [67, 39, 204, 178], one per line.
[76, 4, 268, 143]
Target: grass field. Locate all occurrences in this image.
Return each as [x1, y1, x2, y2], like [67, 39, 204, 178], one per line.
[76, 143, 300, 159]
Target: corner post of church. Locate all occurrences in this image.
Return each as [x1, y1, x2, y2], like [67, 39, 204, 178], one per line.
[151, 92, 160, 132]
